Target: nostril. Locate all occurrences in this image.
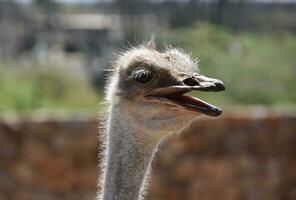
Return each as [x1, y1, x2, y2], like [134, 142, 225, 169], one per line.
[183, 77, 199, 86]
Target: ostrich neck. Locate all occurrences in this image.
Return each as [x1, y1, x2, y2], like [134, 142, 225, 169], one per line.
[101, 106, 158, 200]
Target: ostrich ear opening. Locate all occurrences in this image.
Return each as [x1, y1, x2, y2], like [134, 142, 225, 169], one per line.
[147, 34, 156, 50]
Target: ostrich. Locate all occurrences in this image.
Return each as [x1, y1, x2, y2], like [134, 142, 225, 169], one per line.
[98, 40, 225, 200]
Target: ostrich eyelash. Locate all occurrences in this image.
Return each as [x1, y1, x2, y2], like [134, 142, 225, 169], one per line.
[131, 69, 153, 83]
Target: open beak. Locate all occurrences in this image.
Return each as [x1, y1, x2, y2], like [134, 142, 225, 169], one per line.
[146, 74, 225, 117]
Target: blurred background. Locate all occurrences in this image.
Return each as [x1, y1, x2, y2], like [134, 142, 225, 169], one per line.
[0, 0, 295, 200]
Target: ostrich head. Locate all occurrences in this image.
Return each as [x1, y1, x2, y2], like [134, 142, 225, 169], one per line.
[106, 42, 225, 139]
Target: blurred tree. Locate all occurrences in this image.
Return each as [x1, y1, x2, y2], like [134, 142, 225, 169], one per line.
[33, 0, 59, 31]
[211, 0, 229, 25]
[33, 0, 58, 13]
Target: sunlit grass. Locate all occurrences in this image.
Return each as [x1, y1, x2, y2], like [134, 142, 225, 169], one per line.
[0, 64, 102, 114]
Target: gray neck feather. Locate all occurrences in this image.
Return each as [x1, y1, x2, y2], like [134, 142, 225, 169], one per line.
[100, 105, 159, 200]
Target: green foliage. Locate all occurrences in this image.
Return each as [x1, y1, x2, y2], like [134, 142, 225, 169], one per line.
[159, 24, 296, 106]
[1, 24, 295, 114]
[0, 65, 101, 113]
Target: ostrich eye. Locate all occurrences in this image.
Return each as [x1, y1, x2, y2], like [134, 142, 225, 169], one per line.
[131, 69, 153, 83]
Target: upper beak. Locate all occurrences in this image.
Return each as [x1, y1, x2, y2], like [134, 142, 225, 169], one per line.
[147, 74, 225, 96]
[180, 74, 225, 92]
